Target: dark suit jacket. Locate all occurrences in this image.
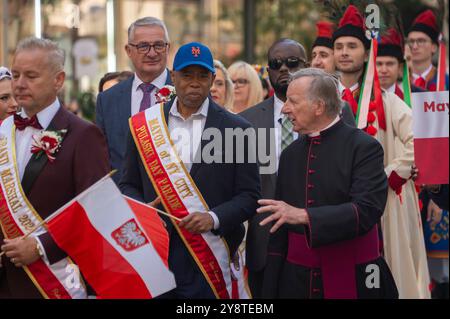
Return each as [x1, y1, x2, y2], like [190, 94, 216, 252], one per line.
[0, 106, 110, 298]
[95, 71, 172, 184]
[119, 98, 261, 286]
[240, 97, 356, 272]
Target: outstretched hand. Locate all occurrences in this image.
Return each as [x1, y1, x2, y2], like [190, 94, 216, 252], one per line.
[257, 199, 309, 233]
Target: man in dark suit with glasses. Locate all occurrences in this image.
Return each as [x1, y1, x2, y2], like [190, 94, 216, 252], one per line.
[96, 17, 172, 184]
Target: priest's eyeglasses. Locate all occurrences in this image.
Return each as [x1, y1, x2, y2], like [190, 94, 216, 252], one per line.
[128, 41, 169, 54]
[268, 57, 308, 70]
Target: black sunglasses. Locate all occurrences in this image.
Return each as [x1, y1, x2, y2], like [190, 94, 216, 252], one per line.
[268, 57, 307, 70]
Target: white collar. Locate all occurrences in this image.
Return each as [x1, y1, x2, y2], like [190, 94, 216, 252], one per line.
[133, 68, 168, 92]
[338, 81, 359, 95]
[170, 97, 209, 120]
[386, 83, 397, 94]
[21, 98, 60, 129]
[308, 115, 341, 137]
[274, 94, 285, 121]
[413, 64, 433, 80]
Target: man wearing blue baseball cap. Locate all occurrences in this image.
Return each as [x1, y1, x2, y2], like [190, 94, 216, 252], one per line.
[121, 42, 260, 298]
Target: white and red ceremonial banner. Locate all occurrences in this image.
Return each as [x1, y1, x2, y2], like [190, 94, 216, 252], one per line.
[412, 91, 449, 185]
[45, 176, 176, 299]
[0, 117, 87, 299]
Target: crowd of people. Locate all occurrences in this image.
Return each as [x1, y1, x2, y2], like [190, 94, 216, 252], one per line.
[0, 3, 448, 300]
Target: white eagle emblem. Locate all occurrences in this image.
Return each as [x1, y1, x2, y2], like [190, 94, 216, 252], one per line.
[112, 219, 149, 252]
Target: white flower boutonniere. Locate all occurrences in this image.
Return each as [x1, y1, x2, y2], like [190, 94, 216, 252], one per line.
[31, 129, 67, 163]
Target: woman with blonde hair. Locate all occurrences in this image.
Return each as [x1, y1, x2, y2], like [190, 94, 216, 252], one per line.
[210, 60, 234, 111]
[228, 61, 264, 113]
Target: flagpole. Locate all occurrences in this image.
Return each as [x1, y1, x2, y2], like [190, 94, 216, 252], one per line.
[0, 171, 182, 257]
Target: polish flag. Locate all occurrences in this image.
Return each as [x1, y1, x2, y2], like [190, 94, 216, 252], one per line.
[412, 91, 449, 185]
[45, 176, 176, 299]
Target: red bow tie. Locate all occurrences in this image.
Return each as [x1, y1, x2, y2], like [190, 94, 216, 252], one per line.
[13, 113, 43, 131]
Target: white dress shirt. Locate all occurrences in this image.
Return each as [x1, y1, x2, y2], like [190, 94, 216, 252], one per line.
[14, 99, 60, 263]
[412, 64, 433, 82]
[274, 94, 298, 169]
[131, 69, 168, 116]
[15, 99, 60, 181]
[338, 81, 360, 96]
[386, 83, 397, 94]
[167, 98, 220, 230]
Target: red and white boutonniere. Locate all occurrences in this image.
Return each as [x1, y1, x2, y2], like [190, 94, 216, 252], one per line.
[155, 85, 176, 104]
[31, 129, 67, 163]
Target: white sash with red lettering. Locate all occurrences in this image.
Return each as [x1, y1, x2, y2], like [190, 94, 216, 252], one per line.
[130, 104, 239, 299]
[0, 117, 87, 299]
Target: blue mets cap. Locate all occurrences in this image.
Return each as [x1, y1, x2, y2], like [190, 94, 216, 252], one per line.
[173, 42, 215, 74]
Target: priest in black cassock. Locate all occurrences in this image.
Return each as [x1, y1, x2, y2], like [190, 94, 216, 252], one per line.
[258, 68, 398, 299]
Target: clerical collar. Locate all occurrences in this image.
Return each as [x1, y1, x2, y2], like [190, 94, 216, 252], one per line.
[338, 81, 359, 95]
[308, 115, 341, 137]
[412, 64, 433, 80]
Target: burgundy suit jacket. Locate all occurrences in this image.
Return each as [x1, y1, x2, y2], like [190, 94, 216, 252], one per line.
[0, 106, 110, 298]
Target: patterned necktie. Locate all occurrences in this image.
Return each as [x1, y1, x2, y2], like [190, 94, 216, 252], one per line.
[139, 83, 156, 112]
[280, 115, 294, 151]
[414, 77, 426, 90]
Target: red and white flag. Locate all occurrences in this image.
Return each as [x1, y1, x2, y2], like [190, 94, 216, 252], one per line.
[412, 91, 449, 185]
[45, 176, 176, 299]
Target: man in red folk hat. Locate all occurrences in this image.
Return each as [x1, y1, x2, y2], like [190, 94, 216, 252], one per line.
[377, 28, 424, 98]
[312, 21, 336, 74]
[311, 21, 356, 126]
[407, 10, 449, 91]
[334, 5, 431, 299]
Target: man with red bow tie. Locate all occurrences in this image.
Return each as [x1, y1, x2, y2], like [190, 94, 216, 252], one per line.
[407, 10, 449, 92]
[0, 37, 109, 298]
[333, 5, 430, 299]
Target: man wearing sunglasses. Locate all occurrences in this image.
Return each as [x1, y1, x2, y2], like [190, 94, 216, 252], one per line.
[239, 38, 306, 298]
[96, 17, 172, 185]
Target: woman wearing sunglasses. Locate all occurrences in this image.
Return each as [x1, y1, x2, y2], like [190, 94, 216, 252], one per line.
[0, 67, 18, 123]
[228, 61, 264, 113]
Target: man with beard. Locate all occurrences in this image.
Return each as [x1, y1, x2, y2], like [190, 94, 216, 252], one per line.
[334, 5, 430, 298]
[240, 38, 354, 298]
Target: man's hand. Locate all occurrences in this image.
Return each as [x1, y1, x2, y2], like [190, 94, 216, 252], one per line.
[427, 199, 443, 230]
[257, 199, 309, 233]
[148, 197, 161, 208]
[179, 213, 214, 234]
[1, 237, 41, 268]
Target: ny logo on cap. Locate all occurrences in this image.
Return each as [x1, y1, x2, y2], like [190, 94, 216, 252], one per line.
[192, 46, 201, 57]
